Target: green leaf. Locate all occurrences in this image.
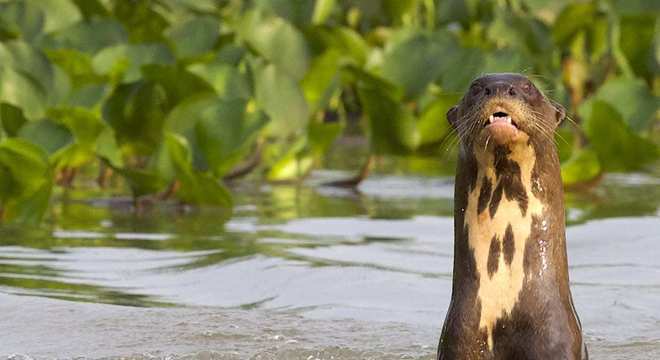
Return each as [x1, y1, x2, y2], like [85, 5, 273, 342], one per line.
[488, 9, 552, 56]
[436, 46, 484, 93]
[162, 133, 233, 206]
[106, 163, 167, 199]
[166, 16, 220, 59]
[40, 18, 127, 53]
[214, 44, 246, 65]
[0, 0, 45, 41]
[560, 146, 602, 186]
[611, 0, 660, 16]
[111, 0, 169, 42]
[105, 65, 214, 154]
[188, 63, 251, 100]
[181, 171, 233, 206]
[266, 137, 313, 181]
[252, 61, 309, 136]
[308, 119, 342, 156]
[159, 0, 219, 14]
[482, 49, 528, 74]
[358, 78, 418, 155]
[51, 142, 96, 169]
[590, 78, 659, 132]
[383, 0, 418, 24]
[238, 9, 310, 80]
[71, 0, 110, 19]
[580, 100, 658, 171]
[48, 106, 105, 145]
[102, 81, 168, 153]
[523, 1, 576, 18]
[416, 94, 459, 147]
[253, 0, 315, 26]
[4, 180, 52, 225]
[588, 16, 609, 63]
[46, 48, 100, 88]
[95, 128, 122, 167]
[0, 41, 57, 107]
[555, 126, 576, 163]
[66, 84, 109, 108]
[0, 103, 28, 137]
[437, 0, 480, 25]
[0, 40, 55, 88]
[343, 64, 402, 99]
[195, 99, 269, 176]
[307, 26, 368, 66]
[301, 49, 341, 111]
[381, 31, 445, 99]
[92, 43, 175, 83]
[619, 14, 657, 80]
[32, 0, 82, 33]
[0, 138, 49, 189]
[18, 119, 72, 155]
[0, 138, 51, 224]
[312, 0, 336, 25]
[552, 2, 597, 46]
[51, 64, 72, 106]
[163, 94, 217, 137]
[265, 118, 342, 182]
[141, 64, 216, 108]
[161, 94, 216, 171]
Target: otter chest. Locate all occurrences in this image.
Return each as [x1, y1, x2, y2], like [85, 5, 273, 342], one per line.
[464, 144, 545, 349]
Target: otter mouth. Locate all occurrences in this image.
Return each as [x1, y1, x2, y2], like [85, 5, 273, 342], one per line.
[481, 109, 524, 146]
[484, 111, 519, 129]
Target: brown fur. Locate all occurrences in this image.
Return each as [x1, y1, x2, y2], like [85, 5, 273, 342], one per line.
[438, 74, 587, 360]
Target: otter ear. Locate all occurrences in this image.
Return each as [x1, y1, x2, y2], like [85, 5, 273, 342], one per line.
[552, 100, 566, 127]
[447, 105, 459, 128]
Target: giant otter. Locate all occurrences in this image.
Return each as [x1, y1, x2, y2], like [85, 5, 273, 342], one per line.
[437, 73, 587, 359]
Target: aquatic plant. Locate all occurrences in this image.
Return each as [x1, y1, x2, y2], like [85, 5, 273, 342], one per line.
[0, 0, 656, 222]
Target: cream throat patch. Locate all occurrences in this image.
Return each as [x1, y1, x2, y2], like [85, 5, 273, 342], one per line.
[464, 141, 545, 350]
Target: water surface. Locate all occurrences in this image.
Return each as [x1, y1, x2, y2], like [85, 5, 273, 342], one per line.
[1, 171, 659, 359]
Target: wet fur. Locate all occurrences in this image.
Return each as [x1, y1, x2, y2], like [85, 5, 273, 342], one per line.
[437, 74, 587, 360]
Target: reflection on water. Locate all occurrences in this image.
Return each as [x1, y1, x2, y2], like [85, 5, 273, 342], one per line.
[0, 171, 659, 358]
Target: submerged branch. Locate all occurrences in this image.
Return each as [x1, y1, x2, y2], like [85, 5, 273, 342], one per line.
[322, 155, 375, 188]
[223, 142, 263, 182]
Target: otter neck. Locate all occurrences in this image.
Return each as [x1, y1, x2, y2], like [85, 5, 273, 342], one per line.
[452, 139, 570, 349]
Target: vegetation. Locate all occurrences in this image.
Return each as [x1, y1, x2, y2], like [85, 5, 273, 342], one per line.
[0, 0, 657, 223]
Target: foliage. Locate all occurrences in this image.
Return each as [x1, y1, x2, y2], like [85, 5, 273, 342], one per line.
[0, 0, 657, 223]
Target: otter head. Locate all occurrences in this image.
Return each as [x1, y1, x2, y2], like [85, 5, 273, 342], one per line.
[447, 73, 565, 157]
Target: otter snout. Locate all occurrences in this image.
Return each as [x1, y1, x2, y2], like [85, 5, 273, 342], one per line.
[482, 101, 525, 146]
[483, 81, 519, 98]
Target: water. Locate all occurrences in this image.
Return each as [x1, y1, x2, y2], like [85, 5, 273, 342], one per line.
[1, 170, 659, 359]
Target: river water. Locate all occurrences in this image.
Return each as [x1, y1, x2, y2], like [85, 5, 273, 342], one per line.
[1, 170, 659, 359]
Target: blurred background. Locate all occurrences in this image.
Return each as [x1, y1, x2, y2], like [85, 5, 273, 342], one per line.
[0, 0, 656, 222]
[0, 1, 658, 358]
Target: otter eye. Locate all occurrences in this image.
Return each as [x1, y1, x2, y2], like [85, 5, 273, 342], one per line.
[470, 85, 482, 95]
[521, 82, 532, 93]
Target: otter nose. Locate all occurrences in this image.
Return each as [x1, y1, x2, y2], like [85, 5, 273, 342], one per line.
[484, 82, 517, 97]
